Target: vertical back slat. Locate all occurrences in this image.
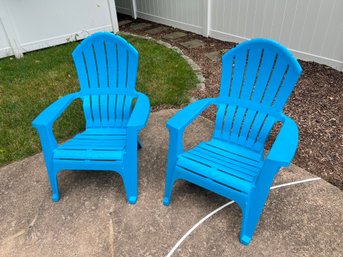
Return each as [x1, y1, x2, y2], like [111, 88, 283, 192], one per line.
[230, 50, 248, 98]
[272, 67, 300, 109]
[219, 55, 234, 97]
[105, 40, 118, 89]
[240, 48, 263, 99]
[83, 96, 94, 128]
[230, 106, 248, 143]
[213, 104, 228, 139]
[250, 50, 277, 102]
[122, 95, 133, 126]
[117, 46, 128, 89]
[246, 113, 268, 148]
[126, 51, 139, 90]
[83, 45, 101, 127]
[252, 116, 277, 151]
[108, 94, 116, 127]
[260, 59, 288, 106]
[93, 40, 109, 127]
[221, 105, 238, 141]
[115, 94, 125, 127]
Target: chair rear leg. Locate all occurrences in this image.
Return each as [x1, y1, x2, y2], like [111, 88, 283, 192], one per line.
[47, 168, 60, 202]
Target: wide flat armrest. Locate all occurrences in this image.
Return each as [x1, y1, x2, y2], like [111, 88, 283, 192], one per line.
[266, 115, 299, 167]
[127, 92, 150, 130]
[32, 93, 80, 128]
[166, 98, 215, 131]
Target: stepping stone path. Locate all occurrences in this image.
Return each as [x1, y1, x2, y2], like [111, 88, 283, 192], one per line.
[180, 39, 205, 49]
[163, 32, 187, 40]
[118, 20, 132, 26]
[205, 51, 221, 61]
[130, 23, 152, 30]
[146, 26, 167, 35]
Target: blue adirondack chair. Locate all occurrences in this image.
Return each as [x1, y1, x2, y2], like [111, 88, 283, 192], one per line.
[163, 38, 302, 245]
[32, 32, 150, 204]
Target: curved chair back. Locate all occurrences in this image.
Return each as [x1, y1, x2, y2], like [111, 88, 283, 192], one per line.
[72, 32, 139, 128]
[214, 38, 302, 152]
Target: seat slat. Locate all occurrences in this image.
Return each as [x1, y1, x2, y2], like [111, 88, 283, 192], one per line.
[54, 149, 123, 160]
[204, 141, 262, 165]
[60, 140, 125, 149]
[177, 156, 253, 194]
[183, 152, 255, 182]
[189, 147, 260, 174]
[80, 127, 126, 135]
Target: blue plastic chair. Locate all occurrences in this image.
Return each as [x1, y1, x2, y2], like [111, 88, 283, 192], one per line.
[163, 38, 302, 245]
[32, 32, 150, 204]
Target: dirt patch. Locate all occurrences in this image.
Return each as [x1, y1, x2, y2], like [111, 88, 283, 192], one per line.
[118, 15, 343, 190]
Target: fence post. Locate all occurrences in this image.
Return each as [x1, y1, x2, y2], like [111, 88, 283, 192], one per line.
[202, 0, 211, 37]
[107, 0, 119, 32]
[0, 2, 23, 58]
[131, 0, 137, 19]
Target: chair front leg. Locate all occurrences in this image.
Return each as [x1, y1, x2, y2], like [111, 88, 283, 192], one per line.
[163, 128, 183, 206]
[240, 161, 279, 245]
[35, 126, 61, 202]
[123, 129, 139, 204]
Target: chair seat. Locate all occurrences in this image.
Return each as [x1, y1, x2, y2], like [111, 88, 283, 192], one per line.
[54, 128, 127, 161]
[176, 139, 264, 194]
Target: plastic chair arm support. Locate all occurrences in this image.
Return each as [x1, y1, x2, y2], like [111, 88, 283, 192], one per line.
[32, 93, 80, 128]
[265, 115, 299, 167]
[166, 98, 215, 156]
[166, 98, 215, 132]
[127, 93, 150, 130]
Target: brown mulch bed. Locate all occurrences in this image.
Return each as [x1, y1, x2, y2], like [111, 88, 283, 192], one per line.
[118, 15, 343, 190]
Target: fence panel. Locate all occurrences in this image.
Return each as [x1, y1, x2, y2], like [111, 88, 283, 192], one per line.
[0, 0, 118, 59]
[116, 0, 343, 70]
[210, 0, 343, 70]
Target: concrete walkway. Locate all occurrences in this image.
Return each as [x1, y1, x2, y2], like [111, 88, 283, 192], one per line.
[0, 110, 342, 257]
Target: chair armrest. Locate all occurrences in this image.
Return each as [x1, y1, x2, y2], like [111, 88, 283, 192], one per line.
[32, 92, 80, 128]
[166, 98, 215, 156]
[265, 115, 299, 168]
[127, 92, 150, 130]
[166, 98, 215, 132]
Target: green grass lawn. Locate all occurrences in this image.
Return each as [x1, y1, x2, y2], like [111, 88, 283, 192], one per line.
[0, 34, 198, 165]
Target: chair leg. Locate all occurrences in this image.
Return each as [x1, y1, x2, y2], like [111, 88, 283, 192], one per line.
[122, 165, 138, 205]
[47, 168, 60, 202]
[163, 166, 176, 206]
[239, 198, 267, 245]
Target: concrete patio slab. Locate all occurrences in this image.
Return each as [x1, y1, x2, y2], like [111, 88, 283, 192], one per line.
[163, 32, 187, 40]
[180, 39, 205, 49]
[130, 23, 152, 31]
[0, 110, 342, 257]
[146, 26, 167, 35]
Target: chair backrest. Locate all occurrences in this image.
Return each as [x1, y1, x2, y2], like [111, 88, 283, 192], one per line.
[72, 32, 139, 128]
[213, 38, 302, 153]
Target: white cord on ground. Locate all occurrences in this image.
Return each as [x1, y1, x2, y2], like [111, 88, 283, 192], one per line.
[166, 177, 321, 257]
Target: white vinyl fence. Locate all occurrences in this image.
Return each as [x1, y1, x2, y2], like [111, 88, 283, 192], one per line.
[116, 0, 343, 71]
[0, 0, 118, 59]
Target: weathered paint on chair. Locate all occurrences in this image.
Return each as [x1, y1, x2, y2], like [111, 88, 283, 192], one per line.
[32, 32, 150, 204]
[163, 38, 302, 245]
